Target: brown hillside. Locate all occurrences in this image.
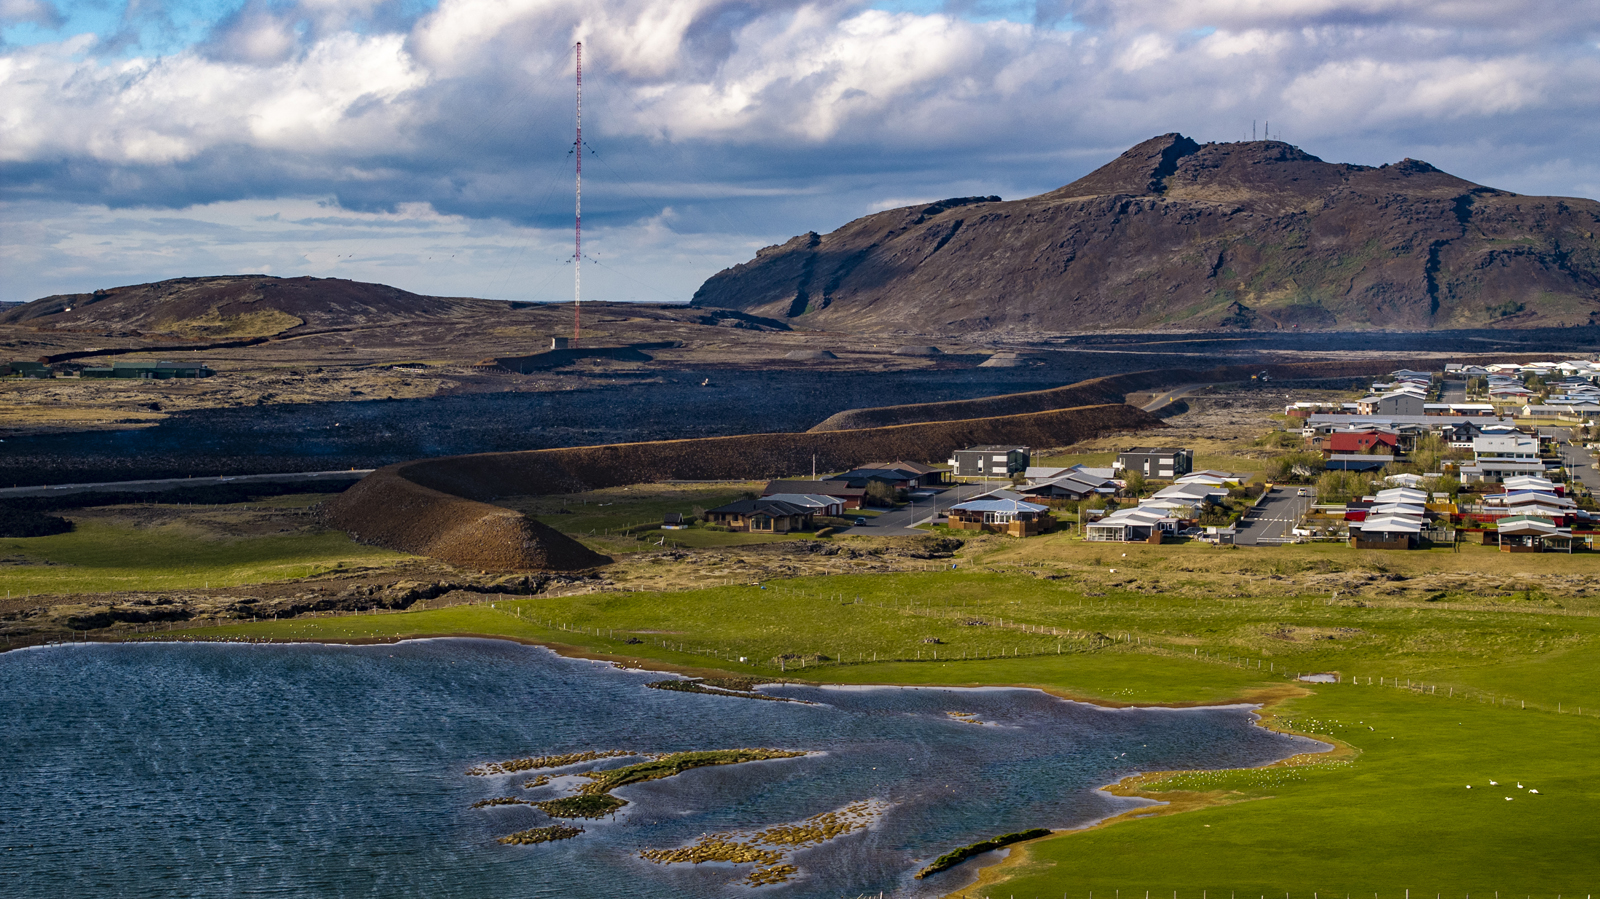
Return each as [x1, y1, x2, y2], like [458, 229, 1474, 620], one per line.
[329, 402, 1160, 570]
[691, 134, 1600, 333]
[2, 275, 499, 338]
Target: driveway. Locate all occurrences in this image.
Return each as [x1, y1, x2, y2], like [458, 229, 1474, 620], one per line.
[1234, 486, 1314, 545]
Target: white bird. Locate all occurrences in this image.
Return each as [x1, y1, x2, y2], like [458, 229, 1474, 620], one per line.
[1505, 797, 1513, 801]
[1489, 780, 1498, 785]
[1516, 782, 1523, 789]
[1529, 789, 1539, 794]
[1466, 785, 1472, 789]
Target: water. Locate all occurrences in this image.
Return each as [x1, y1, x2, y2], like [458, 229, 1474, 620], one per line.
[0, 639, 1323, 898]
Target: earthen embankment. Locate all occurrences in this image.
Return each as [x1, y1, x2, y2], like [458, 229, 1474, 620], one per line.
[329, 401, 1160, 569]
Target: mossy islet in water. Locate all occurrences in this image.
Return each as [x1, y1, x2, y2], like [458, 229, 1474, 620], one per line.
[644, 679, 807, 703]
[474, 748, 813, 848]
[638, 800, 885, 886]
[497, 824, 584, 845]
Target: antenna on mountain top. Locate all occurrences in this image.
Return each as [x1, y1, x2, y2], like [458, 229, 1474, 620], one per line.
[573, 40, 583, 348]
[1252, 120, 1256, 141]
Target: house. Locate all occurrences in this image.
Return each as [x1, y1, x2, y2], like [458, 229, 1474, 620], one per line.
[1085, 506, 1179, 543]
[661, 513, 688, 530]
[762, 493, 846, 517]
[1149, 482, 1229, 505]
[869, 460, 946, 487]
[1322, 430, 1399, 455]
[1463, 434, 1542, 483]
[1177, 470, 1246, 486]
[1355, 391, 1426, 416]
[946, 497, 1052, 537]
[836, 465, 931, 490]
[948, 446, 1030, 479]
[703, 499, 815, 533]
[762, 480, 866, 509]
[1113, 447, 1194, 479]
[1493, 515, 1574, 553]
[1016, 470, 1116, 501]
[1324, 454, 1393, 472]
[1350, 514, 1424, 549]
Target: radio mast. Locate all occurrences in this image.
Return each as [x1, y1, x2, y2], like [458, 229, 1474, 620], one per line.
[573, 41, 582, 347]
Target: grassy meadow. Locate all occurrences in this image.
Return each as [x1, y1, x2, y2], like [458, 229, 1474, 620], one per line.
[164, 566, 1600, 894]
[0, 506, 410, 596]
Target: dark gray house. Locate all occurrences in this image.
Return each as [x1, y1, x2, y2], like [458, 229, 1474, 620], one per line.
[1113, 447, 1194, 479]
[948, 446, 1030, 479]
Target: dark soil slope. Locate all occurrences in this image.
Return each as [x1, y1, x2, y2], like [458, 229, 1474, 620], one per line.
[691, 134, 1600, 333]
[3, 275, 498, 338]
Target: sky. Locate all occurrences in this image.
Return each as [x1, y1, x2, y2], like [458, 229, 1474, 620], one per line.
[2, 0, 1598, 305]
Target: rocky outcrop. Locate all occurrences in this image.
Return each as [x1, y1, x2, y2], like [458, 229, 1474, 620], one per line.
[691, 134, 1600, 333]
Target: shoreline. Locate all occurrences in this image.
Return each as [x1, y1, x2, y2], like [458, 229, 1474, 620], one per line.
[21, 630, 1346, 897]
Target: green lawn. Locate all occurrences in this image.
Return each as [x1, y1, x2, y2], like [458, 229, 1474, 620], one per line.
[0, 519, 409, 595]
[165, 569, 1600, 894]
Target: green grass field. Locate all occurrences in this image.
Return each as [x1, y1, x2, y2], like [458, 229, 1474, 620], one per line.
[0, 518, 409, 595]
[161, 569, 1600, 895]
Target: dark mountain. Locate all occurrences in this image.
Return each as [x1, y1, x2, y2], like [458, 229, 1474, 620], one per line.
[2, 275, 499, 338]
[690, 134, 1600, 333]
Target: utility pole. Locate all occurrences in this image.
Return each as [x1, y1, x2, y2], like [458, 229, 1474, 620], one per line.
[573, 41, 583, 347]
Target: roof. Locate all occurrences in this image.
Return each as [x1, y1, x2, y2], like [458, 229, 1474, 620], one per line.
[869, 460, 939, 475]
[1119, 446, 1189, 455]
[1355, 515, 1424, 533]
[838, 467, 922, 482]
[762, 479, 865, 497]
[1151, 482, 1227, 500]
[763, 494, 845, 509]
[960, 445, 1028, 452]
[1497, 515, 1570, 537]
[1375, 487, 1428, 503]
[707, 499, 814, 516]
[951, 498, 1049, 514]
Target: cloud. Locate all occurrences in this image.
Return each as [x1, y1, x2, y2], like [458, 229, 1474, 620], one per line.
[1, 0, 63, 27]
[1, 0, 1598, 302]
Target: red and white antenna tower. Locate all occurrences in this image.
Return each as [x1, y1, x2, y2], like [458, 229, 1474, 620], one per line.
[572, 41, 582, 347]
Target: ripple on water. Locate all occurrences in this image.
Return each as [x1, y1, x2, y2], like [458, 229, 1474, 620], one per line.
[0, 638, 1323, 898]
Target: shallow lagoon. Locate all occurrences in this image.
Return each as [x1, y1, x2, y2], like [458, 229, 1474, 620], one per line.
[1, 639, 1321, 897]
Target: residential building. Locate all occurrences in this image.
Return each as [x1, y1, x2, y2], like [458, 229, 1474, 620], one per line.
[1322, 430, 1399, 455]
[703, 499, 815, 533]
[1355, 391, 1426, 416]
[762, 480, 866, 509]
[1085, 506, 1178, 543]
[949, 446, 1030, 479]
[946, 497, 1052, 537]
[1113, 447, 1194, 479]
[762, 494, 846, 517]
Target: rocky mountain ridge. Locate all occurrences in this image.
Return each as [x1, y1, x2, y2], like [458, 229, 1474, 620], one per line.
[690, 134, 1600, 333]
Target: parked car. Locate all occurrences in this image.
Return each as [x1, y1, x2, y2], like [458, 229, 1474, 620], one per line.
[853, 517, 868, 526]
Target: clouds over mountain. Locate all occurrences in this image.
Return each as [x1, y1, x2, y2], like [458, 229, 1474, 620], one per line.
[2, 0, 1597, 302]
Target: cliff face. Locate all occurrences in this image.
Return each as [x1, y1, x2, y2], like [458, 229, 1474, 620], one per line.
[691, 135, 1600, 332]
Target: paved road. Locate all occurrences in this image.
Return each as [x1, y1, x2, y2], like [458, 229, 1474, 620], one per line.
[1439, 380, 1466, 404]
[1140, 383, 1212, 413]
[1234, 486, 1314, 545]
[1562, 445, 1600, 492]
[0, 469, 373, 498]
[845, 482, 991, 536]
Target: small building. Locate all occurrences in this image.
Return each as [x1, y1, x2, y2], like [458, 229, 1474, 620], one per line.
[1325, 454, 1393, 472]
[762, 493, 846, 517]
[946, 497, 1052, 537]
[703, 499, 815, 533]
[948, 445, 1030, 479]
[1323, 430, 1399, 455]
[1016, 470, 1115, 501]
[762, 480, 866, 509]
[1350, 514, 1423, 549]
[1085, 506, 1178, 543]
[2, 361, 52, 378]
[81, 360, 215, 379]
[1493, 515, 1574, 553]
[1113, 447, 1194, 480]
[835, 464, 943, 490]
[1356, 391, 1426, 416]
[661, 513, 688, 530]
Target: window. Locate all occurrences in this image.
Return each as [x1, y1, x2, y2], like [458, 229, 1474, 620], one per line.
[753, 516, 772, 531]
